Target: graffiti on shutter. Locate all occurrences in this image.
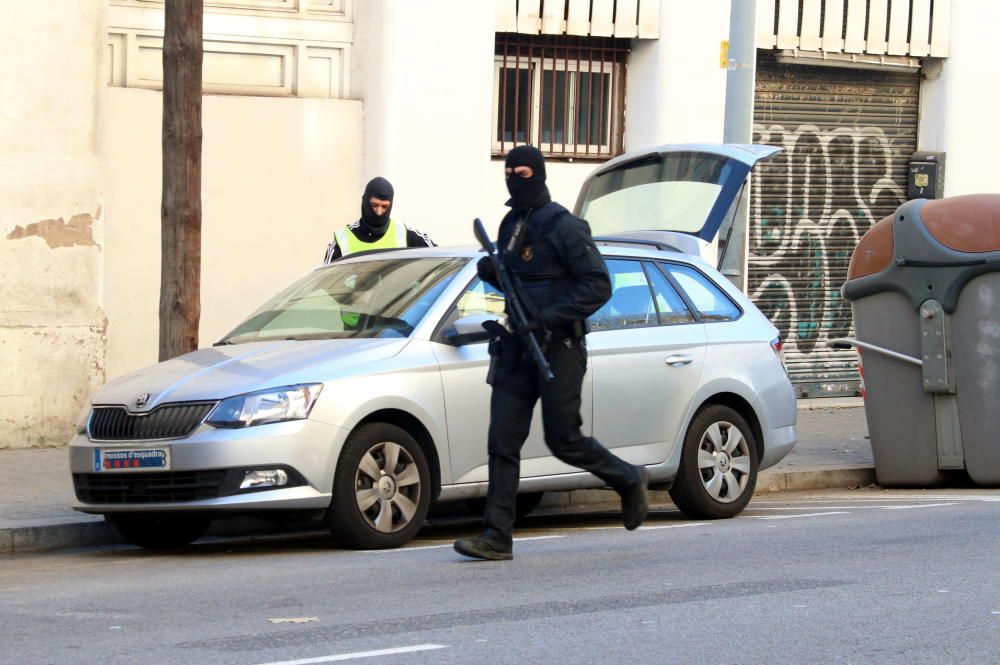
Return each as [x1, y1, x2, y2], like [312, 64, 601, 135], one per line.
[749, 53, 920, 398]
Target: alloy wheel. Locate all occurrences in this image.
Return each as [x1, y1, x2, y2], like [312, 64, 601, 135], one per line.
[696, 421, 752, 504]
[354, 441, 422, 533]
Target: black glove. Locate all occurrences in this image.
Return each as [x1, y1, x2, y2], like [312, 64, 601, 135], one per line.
[476, 256, 499, 289]
[481, 319, 510, 340]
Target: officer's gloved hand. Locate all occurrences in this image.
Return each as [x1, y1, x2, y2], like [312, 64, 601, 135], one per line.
[476, 257, 498, 289]
[481, 319, 510, 340]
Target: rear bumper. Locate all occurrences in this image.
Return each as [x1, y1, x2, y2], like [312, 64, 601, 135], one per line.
[760, 424, 796, 470]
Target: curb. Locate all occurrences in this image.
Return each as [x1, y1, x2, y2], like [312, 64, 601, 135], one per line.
[1, 466, 877, 555]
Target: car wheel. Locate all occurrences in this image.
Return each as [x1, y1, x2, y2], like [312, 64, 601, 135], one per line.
[326, 423, 431, 549]
[106, 513, 211, 550]
[669, 405, 758, 519]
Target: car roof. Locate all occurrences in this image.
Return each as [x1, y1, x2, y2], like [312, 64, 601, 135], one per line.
[326, 243, 706, 267]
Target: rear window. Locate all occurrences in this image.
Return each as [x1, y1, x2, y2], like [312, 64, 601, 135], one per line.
[660, 263, 742, 322]
[576, 152, 734, 236]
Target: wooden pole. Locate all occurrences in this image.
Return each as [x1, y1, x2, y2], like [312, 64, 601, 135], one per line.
[159, 0, 204, 361]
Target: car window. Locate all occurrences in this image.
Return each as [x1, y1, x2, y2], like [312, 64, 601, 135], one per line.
[661, 263, 741, 322]
[455, 278, 506, 318]
[220, 257, 465, 343]
[644, 262, 696, 325]
[590, 259, 656, 331]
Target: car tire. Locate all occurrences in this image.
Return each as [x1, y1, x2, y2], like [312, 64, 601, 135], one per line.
[106, 513, 211, 550]
[326, 423, 431, 549]
[669, 405, 758, 519]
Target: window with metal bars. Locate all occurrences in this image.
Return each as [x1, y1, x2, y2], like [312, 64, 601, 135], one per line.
[493, 33, 629, 160]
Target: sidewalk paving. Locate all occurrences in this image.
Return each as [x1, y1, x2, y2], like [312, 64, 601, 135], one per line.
[0, 402, 872, 554]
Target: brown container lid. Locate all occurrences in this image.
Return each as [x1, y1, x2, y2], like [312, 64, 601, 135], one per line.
[847, 215, 894, 280]
[922, 194, 1000, 253]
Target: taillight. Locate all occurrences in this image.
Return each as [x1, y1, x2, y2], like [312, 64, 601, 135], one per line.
[770, 336, 787, 374]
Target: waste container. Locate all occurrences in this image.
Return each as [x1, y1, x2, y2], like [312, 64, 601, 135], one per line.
[839, 194, 1000, 487]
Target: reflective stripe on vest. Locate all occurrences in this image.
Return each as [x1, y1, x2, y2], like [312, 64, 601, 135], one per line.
[335, 219, 408, 257]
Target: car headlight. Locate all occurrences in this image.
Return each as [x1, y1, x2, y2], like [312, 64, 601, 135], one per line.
[206, 384, 323, 429]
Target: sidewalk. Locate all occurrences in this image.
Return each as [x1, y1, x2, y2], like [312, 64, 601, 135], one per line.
[0, 402, 872, 554]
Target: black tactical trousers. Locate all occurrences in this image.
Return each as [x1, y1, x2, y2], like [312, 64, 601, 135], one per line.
[482, 335, 641, 545]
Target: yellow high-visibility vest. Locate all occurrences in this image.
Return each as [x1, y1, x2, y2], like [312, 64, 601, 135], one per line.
[335, 219, 407, 256]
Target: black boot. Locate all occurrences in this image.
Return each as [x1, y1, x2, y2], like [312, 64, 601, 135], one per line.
[620, 468, 650, 531]
[454, 534, 513, 561]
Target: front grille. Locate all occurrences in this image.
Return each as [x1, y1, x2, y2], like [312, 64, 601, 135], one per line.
[89, 403, 215, 441]
[73, 470, 228, 504]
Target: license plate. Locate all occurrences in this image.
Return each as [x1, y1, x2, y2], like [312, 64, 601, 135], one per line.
[94, 447, 171, 472]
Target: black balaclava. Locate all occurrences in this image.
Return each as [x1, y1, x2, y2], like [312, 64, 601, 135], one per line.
[359, 177, 394, 236]
[505, 145, 551, 212]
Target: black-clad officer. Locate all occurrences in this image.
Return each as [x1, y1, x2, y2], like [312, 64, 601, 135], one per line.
[453, 145, 649, 561]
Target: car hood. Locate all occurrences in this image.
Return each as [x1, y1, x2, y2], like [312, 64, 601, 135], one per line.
[573, 143, 781, 243]
[93, 338, 409, 411]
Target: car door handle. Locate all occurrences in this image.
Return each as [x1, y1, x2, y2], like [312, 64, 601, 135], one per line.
[665, 354, 693, 367]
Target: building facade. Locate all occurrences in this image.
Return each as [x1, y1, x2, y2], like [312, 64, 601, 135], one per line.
[2, 0, 996, 447]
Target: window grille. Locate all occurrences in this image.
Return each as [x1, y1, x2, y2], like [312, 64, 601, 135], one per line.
[493, 33, 629, 160]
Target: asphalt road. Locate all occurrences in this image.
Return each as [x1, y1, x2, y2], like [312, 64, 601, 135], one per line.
[2, 488, 999, 665]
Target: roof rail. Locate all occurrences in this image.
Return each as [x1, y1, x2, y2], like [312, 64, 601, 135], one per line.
[592, 236, 682, 252]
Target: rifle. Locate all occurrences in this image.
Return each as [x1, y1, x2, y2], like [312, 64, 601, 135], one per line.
[473, 218, 554, 382]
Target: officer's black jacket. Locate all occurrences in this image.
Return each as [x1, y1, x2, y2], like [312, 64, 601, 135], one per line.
[480, 202, 611, 336]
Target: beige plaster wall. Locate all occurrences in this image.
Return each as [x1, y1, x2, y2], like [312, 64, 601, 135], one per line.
[0, 2, 108, 448]
[103, 88, 363, 380]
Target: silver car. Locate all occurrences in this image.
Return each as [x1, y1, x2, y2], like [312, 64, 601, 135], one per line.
[69, 145, 797, 549]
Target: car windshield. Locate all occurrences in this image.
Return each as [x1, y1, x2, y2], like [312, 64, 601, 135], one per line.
[577, 152, 734, 236]
[219, 257, 467, 344]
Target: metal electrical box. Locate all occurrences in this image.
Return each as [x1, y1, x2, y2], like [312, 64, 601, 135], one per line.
[907, 151, 946, 200]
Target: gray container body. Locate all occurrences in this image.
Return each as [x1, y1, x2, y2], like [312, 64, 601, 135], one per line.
[951, 273, 1000, 484]
[852, 292, 945, 486]
[844, 195, 1000, 487]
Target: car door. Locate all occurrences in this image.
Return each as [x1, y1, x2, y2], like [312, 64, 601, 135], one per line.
[587, 258, 707, 464]
[430, 277, 596, 485]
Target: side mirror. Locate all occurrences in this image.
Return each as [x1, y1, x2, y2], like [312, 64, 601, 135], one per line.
[446, 313, 502, 346]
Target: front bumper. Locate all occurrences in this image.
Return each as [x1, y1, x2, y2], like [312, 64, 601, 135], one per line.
[69, 417, 346, 513]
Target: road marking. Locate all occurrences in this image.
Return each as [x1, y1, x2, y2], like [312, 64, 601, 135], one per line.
[751, 496, 1000, 504]
[253, 644, 448, 665]
[582, 522, 711, 531]
[749, 503, 960, 512]
[878, 503, 958, 510]
[756, 511, 850, 520]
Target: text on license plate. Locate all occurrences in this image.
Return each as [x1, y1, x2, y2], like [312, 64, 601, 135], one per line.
[95, 448, 170, 472]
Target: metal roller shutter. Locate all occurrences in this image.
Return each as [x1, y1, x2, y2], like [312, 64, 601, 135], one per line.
[750, 52, 920, 398]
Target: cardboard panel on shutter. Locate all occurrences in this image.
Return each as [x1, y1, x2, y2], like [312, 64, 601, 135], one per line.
[776, 0, 799, 49]
[844, 0, 866, 53]
[638, 0, 660, 38]
[749, 53, 920, 397]
[541, 0, 566, 35]
[821, 0, 845, 51]
[930, 0, 951, 57]
[866, 0, 889, 54]
[590, 0, 615, 37]
[517, 0, 541, 34]
[614, 0, 639, 39]
[909, 0, 932, 56]
[799, 0, 822, 51]
[887, 0, 910, 55]
[566, 0, 590, 35]
[496, 0, 517, 33]
[756, 0, 776, 48]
